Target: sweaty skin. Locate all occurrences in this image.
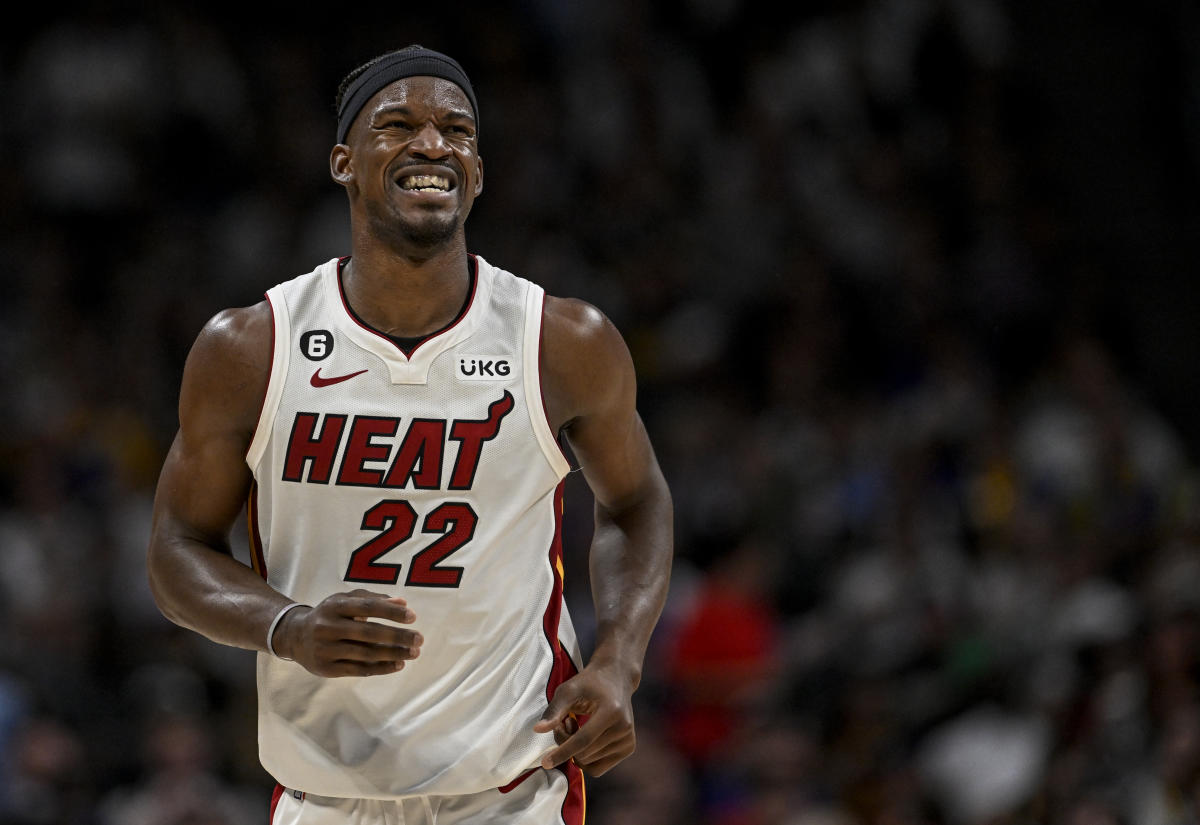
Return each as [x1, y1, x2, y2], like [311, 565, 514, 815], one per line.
[146, 75, 673, 777]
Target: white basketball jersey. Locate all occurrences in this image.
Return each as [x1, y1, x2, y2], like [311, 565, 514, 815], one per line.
[245, 255, 577, 799]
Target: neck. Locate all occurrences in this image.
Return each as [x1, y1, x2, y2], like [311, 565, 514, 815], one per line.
[341, 240, 473, 339]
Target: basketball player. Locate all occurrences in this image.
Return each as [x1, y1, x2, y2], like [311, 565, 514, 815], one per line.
[146, 46, 673, 825]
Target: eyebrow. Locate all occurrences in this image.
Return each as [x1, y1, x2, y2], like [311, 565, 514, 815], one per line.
[370, 103, 476, 125]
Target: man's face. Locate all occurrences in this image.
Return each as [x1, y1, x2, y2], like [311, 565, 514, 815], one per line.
[334, 75, 483, 252]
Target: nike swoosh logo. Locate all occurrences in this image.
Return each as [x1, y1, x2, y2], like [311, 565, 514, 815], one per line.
[311, 368, 368, 388]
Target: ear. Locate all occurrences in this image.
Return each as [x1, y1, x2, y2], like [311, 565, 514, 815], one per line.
[473, 155, 484, 197]
[330, 144, 354, 189]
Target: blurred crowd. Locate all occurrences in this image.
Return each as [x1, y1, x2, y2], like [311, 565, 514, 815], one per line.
[1, 2, 1199, 824]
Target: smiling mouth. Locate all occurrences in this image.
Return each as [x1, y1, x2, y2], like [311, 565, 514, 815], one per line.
[398, 174, 453, 192]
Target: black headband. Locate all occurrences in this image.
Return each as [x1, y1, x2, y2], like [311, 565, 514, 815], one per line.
[336, 47, 479, 144]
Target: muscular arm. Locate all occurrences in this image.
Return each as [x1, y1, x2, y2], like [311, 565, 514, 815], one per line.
[147, 303, 421, 675]
[535, 296, 674, 775]
[147, 302, 286, 648]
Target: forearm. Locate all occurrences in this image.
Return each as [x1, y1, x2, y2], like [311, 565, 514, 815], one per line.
[148, 528, 293, 653]
[587, 467, 673, 688]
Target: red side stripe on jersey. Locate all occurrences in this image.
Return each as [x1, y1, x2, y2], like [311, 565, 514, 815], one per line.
[559, 758, 586, 825]
[498, 757, 586, 822]
[268, 783, 285, 823]
[498, 768, 534, 794]
[541, 480, 567, 701]
[501, 480, 571, 798]
[247, 481, 267, 580]
[539, 479, 586, 825]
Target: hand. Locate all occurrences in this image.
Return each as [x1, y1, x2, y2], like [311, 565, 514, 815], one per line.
[274, 589, 422, 677]
[533, 662, 636, 776]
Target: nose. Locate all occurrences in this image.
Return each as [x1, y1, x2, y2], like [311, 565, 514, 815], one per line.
[409, 121, 451, 159]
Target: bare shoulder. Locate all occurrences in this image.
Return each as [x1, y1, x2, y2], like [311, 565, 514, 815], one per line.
[189, 300, 273, 373]
[542, 295, 623, 350]
[541, 295, 636, 435]
[180, 300, 273, 440]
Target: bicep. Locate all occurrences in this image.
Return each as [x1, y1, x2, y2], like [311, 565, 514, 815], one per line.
[547, 301, 661, 511]
[152, 427, 252, 554]
[149, 304, 269, 557]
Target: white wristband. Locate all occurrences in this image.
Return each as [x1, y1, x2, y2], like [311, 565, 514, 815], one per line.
[266, 602, 307, 659]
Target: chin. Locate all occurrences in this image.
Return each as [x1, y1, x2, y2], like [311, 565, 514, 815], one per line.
[403, 219, 459, 249]
[373, 211, 461, 251]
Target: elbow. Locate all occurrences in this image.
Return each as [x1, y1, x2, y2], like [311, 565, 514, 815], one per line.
[146, 533, 184, 626]
[145, 553, 172, 623]
[656, 468, 674, 519]
[641, 461, 673, 527]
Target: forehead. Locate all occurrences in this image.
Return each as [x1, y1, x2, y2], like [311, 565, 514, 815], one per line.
[362, 75, 474, 120]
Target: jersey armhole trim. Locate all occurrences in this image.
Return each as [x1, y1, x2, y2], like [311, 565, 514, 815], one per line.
[523, 284, 572, 479]
[246, 289, 290, 471]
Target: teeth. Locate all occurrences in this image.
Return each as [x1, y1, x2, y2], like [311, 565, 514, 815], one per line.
[400, 174, 450, 191]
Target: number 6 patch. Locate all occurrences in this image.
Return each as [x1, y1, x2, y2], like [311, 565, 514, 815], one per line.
[300, 329, 334, 361]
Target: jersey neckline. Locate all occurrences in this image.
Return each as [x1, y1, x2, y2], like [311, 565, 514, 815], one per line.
[322, 254, 494, 386]
[334, 255, 479, 359]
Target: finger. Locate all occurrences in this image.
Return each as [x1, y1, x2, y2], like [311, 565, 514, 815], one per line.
[561, 727, 630, 771]
[324, 658, 409, 678]
[336, 593, 416, 624]
[343, 621, 424, 650]
[533, 716, 559, 733]
[320, 638, 422, 663]
[578, 748, 631, 777]
[313, 612, 424, 650]
[349, 594, 410, 620]
[575, 734, 634, 772]
[347, 589, 407, 604]
[540, 721, 604, 770]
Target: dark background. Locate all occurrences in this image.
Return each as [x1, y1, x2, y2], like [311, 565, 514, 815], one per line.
[1, 2, 1199, 823]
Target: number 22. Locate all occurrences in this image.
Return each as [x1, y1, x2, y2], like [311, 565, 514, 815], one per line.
[345, 500, 477, 588]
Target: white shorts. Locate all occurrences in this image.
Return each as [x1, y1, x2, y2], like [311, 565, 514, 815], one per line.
[269, 764, 585, 825]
